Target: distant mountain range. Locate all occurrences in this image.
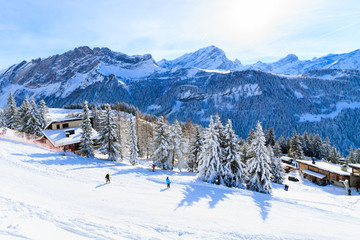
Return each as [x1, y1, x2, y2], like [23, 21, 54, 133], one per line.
[1, 46, 360, 153]
[159, 45, 360, 75]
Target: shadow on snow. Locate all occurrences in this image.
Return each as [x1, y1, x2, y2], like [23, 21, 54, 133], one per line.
[250, 192, 272, 222]
[176, 183, 231, 209]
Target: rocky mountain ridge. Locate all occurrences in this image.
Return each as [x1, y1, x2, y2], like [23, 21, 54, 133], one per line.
[1, 46, 360, 153]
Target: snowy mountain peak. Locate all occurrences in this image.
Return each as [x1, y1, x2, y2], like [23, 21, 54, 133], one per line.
[0, 46, 162, 104]
[158, 45, 242, 70]
[278, 54, 299, 64]
[196, 45, 226, 57]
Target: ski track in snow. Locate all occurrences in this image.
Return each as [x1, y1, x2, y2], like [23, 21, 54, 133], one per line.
[1, 137, 360, 239]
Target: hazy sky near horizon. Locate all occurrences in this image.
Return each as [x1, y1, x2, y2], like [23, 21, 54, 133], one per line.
[1, 0, 360, 69]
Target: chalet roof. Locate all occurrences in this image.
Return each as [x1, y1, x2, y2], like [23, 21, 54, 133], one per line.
[281, 162, 297, 169]
[349, 164, 360, 170]
[44, 117, 83, 130]
[297, 159, 351, 176]
[42, 127, 99, 147]
[303, 169, 326, 179]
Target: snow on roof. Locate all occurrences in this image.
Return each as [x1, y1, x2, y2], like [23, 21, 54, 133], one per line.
[281, 162, 297, 169]
[349, 164, 360, 170]
[44, 117, 83, 129]
[49, 117, 83, 123]
[280, 156, 294, 161]
[303, 169, 326, 179]
[297, 160, 351, 176]
[42, 127, 99, 147]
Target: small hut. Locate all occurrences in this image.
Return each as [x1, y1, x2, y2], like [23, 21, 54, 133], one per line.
[41, 117, 99, 152]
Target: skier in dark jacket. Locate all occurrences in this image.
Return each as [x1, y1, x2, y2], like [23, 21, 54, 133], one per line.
[166, 176, 171, 188]
[105, 173, 110, 184]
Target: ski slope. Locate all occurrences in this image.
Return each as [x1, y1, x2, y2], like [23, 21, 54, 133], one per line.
[0, 137, 359, 240]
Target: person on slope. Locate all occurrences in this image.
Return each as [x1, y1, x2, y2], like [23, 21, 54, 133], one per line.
[166, 176, 171, 188]
[105, 173, 111, 184]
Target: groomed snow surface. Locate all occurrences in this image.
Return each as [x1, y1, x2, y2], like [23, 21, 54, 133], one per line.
[1, 138, 360, 240]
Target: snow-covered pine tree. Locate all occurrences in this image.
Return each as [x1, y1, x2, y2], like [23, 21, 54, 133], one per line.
[135, 111, 143, 158]
[272, 141, 282, 158]
[18, 97, 31, 133]
[223, 119, 246, 187]
[240, 142, 250, 166]
[354, 149, 360, 163]
[269, 146, 285, 184]
[301, 131, 311, 157]
[114, 106, 126, 161]
[27, 98, 43, 136]
[98, 104, 121, 161]
[5, 91, 18, 130]
[312, 134, 323, 160]
[92, 106, 101, 132]
[197, 117, 225, 184]
[0, 108, 5, 127]
[213, 114, 227, 181]
[347, 146, 356, 163]
[187, 127, 202, 172]
[265, 127, 276, 147]
[141, 113, 154, 159]
[178, 132, 189, 172]
[39, 99, 48, 128]
[328, 146, 340, 164]
[152, 116, 172, 170]
[306, 133, 315, 157]
[288, 131, 304, 160]
[79, 101, 94, 158]
[169, 120, 184, 171]
[247, 128, 256, 144]
[321, 138, 331, 161]
[286, 137, 291, 154]
[277, 136, 287, 154]
[129, 116, 138, 165]
[247, 121, 272, 194]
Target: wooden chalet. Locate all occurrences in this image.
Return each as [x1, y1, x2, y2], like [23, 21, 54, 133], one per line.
[348, 164, 360, 190]
[297, 160, 351, 187]
[41, 117, 99, 152]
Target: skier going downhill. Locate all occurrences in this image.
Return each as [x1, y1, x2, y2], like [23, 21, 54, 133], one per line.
[166, 176, 171, 188]
[105, 173, 110, 184]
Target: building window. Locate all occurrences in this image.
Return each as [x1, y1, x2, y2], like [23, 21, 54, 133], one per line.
[62, 123, 69, 128]
[56, 124, 60, 129]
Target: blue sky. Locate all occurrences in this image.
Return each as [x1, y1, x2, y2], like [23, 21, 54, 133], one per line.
[1, 0, 360, 69]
